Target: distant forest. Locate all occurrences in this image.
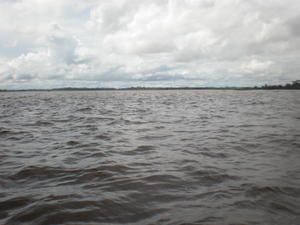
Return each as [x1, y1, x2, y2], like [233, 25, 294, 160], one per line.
[257, 80, 300, 89]
[0, 80, 300, 92]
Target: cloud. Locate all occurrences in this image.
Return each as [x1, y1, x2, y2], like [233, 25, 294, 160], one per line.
[240, 59, 274, 73]
[0, 0, 300, 89]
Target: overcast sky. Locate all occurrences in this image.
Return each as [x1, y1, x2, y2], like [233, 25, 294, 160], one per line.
[0, 0, 299, 89]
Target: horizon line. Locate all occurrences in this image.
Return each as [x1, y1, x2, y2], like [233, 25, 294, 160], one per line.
[1, 85, 300, 92]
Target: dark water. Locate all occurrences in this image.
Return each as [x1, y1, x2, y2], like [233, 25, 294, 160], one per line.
[0, 90, 299, 225]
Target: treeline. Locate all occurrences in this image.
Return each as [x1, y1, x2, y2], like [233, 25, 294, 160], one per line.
[258, 80, 300, 89]
[1, 80, 299, 92]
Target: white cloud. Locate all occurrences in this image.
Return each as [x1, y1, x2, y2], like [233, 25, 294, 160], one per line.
[0, 0, 299, 89]
[240, 59, 274, 73]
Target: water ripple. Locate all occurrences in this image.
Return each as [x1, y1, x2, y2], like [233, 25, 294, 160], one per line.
[0, 90, 300, 225]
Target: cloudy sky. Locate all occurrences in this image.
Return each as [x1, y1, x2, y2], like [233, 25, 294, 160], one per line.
[0, 0, 299, 89]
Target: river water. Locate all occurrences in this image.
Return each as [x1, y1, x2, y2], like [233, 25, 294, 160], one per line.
[0, 90, 299, 225]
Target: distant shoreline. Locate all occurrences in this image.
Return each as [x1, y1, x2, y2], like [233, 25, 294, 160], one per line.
[1, 87, 300, 92]
[1, 81, 299, 92]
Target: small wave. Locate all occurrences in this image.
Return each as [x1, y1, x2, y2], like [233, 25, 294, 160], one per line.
[244, 185, 300, 198]
[121, 145, 156, 155]
[137, 134, 173, 141]
[200, 151, 228, 158]
[0, 128, 11, 135]
[0, 128, 26, 137]
[188, 170, 239, 185]
[270, 202, 299, 215]
[94, 134, 111, 140]
[34, 121, 54, 126]
[66, 140, 80, 146]
[9, 166, 69, 181]
[76, 107, 93, 112]
[0, 196, 32, 212]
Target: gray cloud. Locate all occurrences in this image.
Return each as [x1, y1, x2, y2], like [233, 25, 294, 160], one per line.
[0, 0, 299, 89]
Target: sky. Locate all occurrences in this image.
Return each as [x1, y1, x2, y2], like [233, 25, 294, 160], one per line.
[0, 0, 299, 89]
